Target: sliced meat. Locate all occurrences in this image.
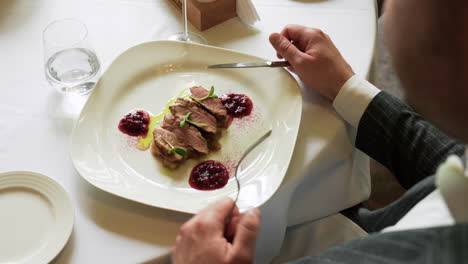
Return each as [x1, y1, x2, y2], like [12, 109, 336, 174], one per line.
[153, 128, 189, 150]
[161, 114, 209, 154]
[201, 130, 222, 152]
[151, 128, 186, 169]
[190, 86, 228, 127]
[170, 98, 217, 134]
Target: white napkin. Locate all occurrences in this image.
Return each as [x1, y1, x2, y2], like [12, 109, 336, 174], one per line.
[236, 0, 260, 25]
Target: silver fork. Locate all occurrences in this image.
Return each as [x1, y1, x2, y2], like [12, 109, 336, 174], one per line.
[227, 129, 272, 221]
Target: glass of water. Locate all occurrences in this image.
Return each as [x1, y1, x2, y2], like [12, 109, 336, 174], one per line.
[43, 19, 100, 95]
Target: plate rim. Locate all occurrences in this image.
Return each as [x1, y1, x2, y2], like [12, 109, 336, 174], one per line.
[71, 40, 303, 214]
[0, 170, 74, 264]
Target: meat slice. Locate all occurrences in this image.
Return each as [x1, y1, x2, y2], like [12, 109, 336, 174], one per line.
[151, 128, 186, 169]
[201, 130, 222, 152]
[170, 98, 217, 134]
[190, 86, 228, 127]
[161, 114, 209, 154]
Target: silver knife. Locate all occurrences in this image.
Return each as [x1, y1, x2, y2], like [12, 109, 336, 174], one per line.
[207, 61, 291, 69]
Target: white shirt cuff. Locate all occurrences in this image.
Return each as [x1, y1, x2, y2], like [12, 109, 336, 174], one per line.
[332, 75, 381, 127]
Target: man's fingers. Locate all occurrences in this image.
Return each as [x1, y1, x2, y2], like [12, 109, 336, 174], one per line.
[280, 24, 306, 42]
[232, 208, 261, 259]
[196, 197, 236, 229]
[199, 197, 234, 217]
[180, 198, 236, 240]
[175, 235, 182, 245]
[280, 24, 311, 49]
[225, 214, 240, 241]
[269, 33, 303, 64]
[280, 25, 327, 51]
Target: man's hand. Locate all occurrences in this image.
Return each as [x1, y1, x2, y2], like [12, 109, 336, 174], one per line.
[172, 198, 261, 264]
[269, 24, 355, 101]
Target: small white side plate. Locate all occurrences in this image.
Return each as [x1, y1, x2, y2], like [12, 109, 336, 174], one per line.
[0, 171, 74, 264]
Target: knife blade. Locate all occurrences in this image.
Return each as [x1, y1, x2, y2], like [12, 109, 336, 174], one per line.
[207, 61, 291, 69]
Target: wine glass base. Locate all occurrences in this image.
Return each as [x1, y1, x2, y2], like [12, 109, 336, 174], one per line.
[168, 32, 207, 44]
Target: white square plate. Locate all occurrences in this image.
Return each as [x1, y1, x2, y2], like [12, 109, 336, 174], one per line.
[71, 41, 302, 213]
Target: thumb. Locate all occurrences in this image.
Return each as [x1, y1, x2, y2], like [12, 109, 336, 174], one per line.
[269, 33, 302, 64]
[232, 208, 261, 259]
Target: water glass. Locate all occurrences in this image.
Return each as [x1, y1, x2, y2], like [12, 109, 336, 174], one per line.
[43, 19, 100, 95]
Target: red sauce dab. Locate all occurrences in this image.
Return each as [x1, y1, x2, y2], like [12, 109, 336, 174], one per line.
[118, 110, 150, 137]
[189, 160, 229, 190]
[221, 94, 253, 118]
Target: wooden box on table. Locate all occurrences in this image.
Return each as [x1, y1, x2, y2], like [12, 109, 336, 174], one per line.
[168, 0, 237, 31]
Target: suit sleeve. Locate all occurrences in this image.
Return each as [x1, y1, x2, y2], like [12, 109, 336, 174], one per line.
[288, 224, 468, 264]
[355, 91, 464, 189]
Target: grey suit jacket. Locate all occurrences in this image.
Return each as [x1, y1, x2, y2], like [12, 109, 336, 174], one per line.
[289, 91, 467, 263]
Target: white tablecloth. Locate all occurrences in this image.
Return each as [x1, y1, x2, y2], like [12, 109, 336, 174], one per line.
[0, 0, 376, 263]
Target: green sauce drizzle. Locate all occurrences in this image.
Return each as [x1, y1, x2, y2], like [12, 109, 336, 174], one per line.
[136, 88, 190, 150]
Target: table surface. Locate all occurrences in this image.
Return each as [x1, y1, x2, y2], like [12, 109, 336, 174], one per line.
[0, 0, 377, 263]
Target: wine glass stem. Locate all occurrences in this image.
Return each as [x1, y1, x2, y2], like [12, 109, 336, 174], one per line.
[182, 0, 188, 41]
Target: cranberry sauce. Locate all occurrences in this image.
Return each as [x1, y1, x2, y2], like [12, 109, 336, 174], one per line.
[118, 110, 150, 137]
[189, 160, 229, 190]
[221, 94, 253, 118]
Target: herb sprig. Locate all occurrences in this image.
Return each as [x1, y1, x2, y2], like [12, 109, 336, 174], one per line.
[190, 86, 218, 101]
[179, 112, 208, 128]
[162, 138, 188, 157]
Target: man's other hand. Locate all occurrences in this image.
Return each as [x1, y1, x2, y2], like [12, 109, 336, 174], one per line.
[172, 198, 261, 264]
[269, 24, 354, 101]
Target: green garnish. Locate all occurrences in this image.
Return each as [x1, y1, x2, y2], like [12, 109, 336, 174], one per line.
[179, 112, 208, 128]
[190, 86, 218, 101]
[168, 147, 188, 157]
[162, 138, 188, 157]
[179, 112, 189, 127]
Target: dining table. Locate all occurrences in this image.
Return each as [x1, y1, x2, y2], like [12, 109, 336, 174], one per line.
[0, 0, 377, 263]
